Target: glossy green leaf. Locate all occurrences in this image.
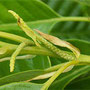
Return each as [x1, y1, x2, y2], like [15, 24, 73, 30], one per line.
[49, 66, 90, 90]
[43, 0, 90, 41]
[0, 82, 43, 90]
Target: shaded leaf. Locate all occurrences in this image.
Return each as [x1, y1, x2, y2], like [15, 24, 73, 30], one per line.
[74, 0, 90, 7]
[0, 0, 59, 36]
[65, 75, 90, 89]
[49, 66, 90, 90]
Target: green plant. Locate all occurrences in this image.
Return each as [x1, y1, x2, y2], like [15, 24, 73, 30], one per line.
[0, 0, 90, 90]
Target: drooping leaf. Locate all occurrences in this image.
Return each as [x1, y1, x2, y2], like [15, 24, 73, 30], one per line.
[36, 29, 80, 58]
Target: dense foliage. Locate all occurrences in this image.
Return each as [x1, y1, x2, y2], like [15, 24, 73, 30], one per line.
[0, 0, 90, 90]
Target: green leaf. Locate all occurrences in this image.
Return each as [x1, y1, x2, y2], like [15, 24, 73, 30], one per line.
[49, 39, 90, 89]
[49, 66, 90, 90]
[51, 39, 90, 65]
[0, 0, 57, 78]
[0, 69, 46, 85]
[8, 10, 40, 47]
[0, 0, 58, 77]
[31, 56, 51, 70]
[0, 0, 59, 36]
[0, 55, 51, 78]
[74, 0, 90, 18]
[36, 30, 80, 58]
[0, 82, 43, 90]
[65, 75, 90, 89]
[74, 0, 90, 7]
[0, 0, 90, 89]
[43, 0, 90, 41]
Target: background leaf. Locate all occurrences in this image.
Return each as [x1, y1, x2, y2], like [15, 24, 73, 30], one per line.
[0, 82, 43, 90]
[0, 0, 90, 89]
[42, 0, 90, 41]
[49, 65, 90, 90]
[65, 74, 90, 90]
[0, 69, 46, 85]
[0, 0, 60, 35]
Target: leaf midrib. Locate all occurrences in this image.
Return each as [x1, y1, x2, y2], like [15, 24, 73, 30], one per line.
[0, 17, 89, 28]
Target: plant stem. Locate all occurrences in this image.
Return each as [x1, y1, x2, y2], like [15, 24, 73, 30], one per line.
[0, 17, 89, 28]
[29, 17, 90, 24]
[42, 60, 79, 90]
[52, 17, 90, 22]
[78, 55, 90, 63]
[0, 42, 90, 65]
[0, 41, 90, 65]
[0, 31, 34, 45]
